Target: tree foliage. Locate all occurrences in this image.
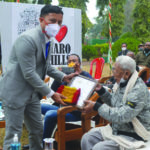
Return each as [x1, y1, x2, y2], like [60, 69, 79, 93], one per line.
[86, 17, 104, 39]
[96, 0, 109, 16]
[133, 0, 150, 42]
[32, 0, 52, 5]
[122, 0, 135, 33]
[96, 0, 126, 41]
[59, 0, 92, 43]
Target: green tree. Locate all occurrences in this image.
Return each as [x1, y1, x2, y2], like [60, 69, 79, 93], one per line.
[122, 0, 135, 33]
[59, 0, 92, 43]
[86, 17, 104, 39]
[32, 0, 52, 5]
[133, 0, 150, 42]
[96, 0, 126, 41]
[43, 0, 52, 4]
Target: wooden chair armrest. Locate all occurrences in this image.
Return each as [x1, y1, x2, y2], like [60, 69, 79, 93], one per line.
[99, 76, 113, 83]
[81, 111, 98, 132]
[81, 111, 97, 119]
[57, 93, 100, 135]
[0, 120, 5, 128]
[138, 66, 150, 81]
[80, 93, 100, 132]
[57, 92, 99, 117]
[44, 76, 50, 83]
[57, 105, 78, 117]
[89, 93, 100, 102]
[57, 106, 79, 135]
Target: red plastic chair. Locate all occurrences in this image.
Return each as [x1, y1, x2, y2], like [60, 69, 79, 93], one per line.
[90, 57, 105, 79]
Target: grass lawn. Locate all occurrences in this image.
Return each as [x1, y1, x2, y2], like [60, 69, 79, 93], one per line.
[0, 62, 112, 149]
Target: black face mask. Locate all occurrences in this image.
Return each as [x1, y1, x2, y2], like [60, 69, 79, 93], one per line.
[144, 48, 150, 53]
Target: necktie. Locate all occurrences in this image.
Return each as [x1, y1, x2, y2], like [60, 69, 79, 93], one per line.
[45, 41, 50, 59]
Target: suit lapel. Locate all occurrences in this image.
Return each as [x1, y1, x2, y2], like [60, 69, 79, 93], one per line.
[37, 26, 47, 60]
[42, 42, 46, 60]
[46, 40, 53, 63]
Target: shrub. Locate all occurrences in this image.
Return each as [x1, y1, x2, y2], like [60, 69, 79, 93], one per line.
[112, 33, 141, 60]
[94, 43, 109, 56]
[82, 45, 98, 61]
[145, 37, 150, 42]
[120, 32, 133, 39]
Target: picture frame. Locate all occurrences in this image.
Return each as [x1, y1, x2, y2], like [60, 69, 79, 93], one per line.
[68, 75, 98, 108]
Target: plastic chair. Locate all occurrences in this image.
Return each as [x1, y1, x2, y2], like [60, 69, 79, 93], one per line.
[90, 58, 105, 79]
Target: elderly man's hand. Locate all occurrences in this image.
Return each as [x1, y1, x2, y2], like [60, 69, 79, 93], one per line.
[82, 100, 96, 113]
[52, 92, 67, 106]
[63, 72, 79, 83]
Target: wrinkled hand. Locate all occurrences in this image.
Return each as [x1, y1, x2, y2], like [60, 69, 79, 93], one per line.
[82, 100, 96, 113]
[51, 92, 67, 106]
[95, 83, 102, 91]
[63, 72, 79, 83]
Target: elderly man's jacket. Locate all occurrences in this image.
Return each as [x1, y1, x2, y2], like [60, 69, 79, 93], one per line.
[97, 77, 150, 134]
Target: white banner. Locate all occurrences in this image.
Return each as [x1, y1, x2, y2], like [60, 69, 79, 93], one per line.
[0, 2, 82, 72]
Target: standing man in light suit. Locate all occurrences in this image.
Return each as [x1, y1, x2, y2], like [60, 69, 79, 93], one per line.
[0, 5, 77, 150]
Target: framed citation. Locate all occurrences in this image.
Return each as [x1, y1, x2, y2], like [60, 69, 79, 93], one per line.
[68, 75, 98, 108]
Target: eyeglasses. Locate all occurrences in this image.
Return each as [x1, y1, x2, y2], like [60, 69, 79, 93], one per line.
[145, 44, 150, 46]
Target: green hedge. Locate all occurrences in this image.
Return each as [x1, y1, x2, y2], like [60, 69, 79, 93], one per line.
[112, 32, 141, 60]
[82, 45, 98, 61]
[82, 44, 109, 61]
[93, 43, 109, 56]
[82, 32, 142, 61]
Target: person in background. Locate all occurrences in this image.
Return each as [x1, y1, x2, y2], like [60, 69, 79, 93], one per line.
[0, 5, 77, 150]
[127, 51, 139, 72]
[51, 53, 92, 92]
[41, 53, 92, 139]
[136, 42, 150, 68]
[81, 56, 150, 150]
[118, 43, 129, 56]
[138, 44, 144, 51]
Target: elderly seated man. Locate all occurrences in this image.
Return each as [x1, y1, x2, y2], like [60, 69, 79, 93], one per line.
[41, 53, 92, 139]
[81, 55, 150, 150]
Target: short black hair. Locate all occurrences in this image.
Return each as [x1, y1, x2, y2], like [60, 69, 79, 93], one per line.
[40, 5, 63, 17]
[138, 44, 144, 48]
[67, 54, 81, 64]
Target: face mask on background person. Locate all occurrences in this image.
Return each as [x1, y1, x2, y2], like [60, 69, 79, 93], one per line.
[144, 48, 150, 53]
[139, 48, 143, 51]
[122, 47, 126, 51]
[45, 24, 60, 37]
